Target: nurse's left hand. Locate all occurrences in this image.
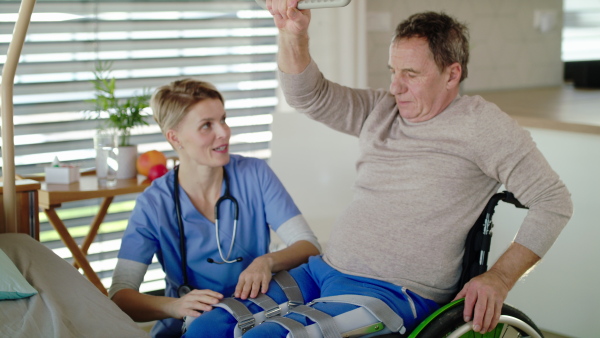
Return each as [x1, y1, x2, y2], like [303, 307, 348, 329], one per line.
[234, 255, 273, 300]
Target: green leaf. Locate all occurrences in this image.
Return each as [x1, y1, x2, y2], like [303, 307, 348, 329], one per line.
[87, 61, 150, 146]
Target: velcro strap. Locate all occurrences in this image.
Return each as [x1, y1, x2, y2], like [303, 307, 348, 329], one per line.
[290, 304, 341, 338]
[248, 293, 281, 318]
[265, 317, 310, 338]
[310, 294, 405, 333]
[212, 298, 255, 333]
[273, 271, 304, 308]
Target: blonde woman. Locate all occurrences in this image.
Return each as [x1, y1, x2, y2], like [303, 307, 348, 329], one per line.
[109, 79, 320, 337]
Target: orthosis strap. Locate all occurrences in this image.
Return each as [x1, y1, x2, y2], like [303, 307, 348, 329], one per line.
[290, 305, 341, 338]
[310, 295, 406, 334]
[248, 293, 282, 318]
[273, 270, 304, 308]
[212, 298, 255, 333]
[265, 317, 310, 338]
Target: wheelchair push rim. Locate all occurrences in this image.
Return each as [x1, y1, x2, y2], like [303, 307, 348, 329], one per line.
[407, 299, 544, 338]
[444, 315, 543, 338]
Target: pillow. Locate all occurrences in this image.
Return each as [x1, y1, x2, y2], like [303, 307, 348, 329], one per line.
[0, 248, 37, 300]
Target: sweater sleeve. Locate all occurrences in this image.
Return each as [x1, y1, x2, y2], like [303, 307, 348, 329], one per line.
[473, 105, 573, 257]
[278, 59, 389, 137]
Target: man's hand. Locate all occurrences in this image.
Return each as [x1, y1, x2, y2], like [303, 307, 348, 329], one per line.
[234, 255, 274, 299]
[165, 289, 223, 319]
[267, 0, 311, 33]
[453, 242, 540, 333]
[453, 269, 510, 333]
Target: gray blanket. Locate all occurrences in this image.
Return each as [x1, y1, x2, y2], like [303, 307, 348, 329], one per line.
[0, 233, 149, 338]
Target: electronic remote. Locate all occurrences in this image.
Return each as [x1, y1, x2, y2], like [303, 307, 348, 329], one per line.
[255, 0, 351, 10]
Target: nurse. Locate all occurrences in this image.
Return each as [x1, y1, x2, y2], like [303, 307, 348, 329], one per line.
[109, 79, 321, 337]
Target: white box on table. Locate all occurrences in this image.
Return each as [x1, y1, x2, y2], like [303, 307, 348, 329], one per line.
[44, 166, 80, 184]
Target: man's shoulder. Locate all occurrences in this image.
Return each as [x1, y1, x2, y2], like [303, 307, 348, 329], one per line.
[453, 94, 515, 123]
[456, 94, 498, 112]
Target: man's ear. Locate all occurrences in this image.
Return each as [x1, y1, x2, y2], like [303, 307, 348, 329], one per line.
[446, 63, 462, 89]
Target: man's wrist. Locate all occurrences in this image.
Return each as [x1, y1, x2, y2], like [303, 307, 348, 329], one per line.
[278, 31, 310, 72]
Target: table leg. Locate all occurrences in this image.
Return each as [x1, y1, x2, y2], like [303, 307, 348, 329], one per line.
[74, 196, 113, 269]
[43, 207, 108, 296]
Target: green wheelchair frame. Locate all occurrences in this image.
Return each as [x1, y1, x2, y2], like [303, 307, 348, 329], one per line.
[375, 191, 544, 338]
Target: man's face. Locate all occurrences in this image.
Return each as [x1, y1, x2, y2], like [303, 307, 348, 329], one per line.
[388, 37, 459, 123]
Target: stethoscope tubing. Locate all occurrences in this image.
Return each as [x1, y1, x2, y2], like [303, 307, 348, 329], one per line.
[173, 165, 241, 296]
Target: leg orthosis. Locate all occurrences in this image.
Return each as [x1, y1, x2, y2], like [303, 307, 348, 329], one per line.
[212, 271, 406, 338]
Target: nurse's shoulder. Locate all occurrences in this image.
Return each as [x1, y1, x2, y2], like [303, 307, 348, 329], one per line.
[135, 169, 176, 207]
[225, 154, 275, 183]
[226, 154, 272, 181]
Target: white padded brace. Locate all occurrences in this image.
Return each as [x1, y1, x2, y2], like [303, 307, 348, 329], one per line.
[286, 307, 393, 338]
[311, 295, 405, 333]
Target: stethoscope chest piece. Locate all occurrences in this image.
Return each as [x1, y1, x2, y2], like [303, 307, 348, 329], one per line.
[178, 284, 192, 297]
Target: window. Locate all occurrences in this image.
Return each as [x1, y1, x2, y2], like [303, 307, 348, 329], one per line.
[0, 0, 277, 293]
[562, 0, 600, 62]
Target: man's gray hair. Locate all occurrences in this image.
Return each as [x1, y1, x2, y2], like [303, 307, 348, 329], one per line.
[394, 12, 470, 82]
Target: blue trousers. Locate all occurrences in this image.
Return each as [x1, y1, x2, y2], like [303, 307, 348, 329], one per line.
[183, 256, 439, 337]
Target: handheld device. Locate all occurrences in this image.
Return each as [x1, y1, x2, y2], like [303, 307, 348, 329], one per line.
[255, 0, 351, 10]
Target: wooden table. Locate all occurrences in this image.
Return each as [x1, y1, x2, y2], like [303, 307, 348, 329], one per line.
[38, 175, 150, 295]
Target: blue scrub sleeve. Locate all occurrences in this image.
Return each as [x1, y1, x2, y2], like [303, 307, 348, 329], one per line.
[118, 195, 161, 265]
[256, 161, 302, 231]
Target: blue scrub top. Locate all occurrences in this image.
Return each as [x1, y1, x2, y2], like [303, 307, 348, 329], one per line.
[118, 155, 301, 337]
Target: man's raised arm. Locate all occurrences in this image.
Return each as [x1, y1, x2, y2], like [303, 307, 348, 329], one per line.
[268, 0, 312, 74]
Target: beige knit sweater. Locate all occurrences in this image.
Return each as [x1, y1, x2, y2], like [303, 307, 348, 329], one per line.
[279, 60, 573, 303]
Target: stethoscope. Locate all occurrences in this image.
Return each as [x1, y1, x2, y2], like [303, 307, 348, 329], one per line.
[174, 165, 243, 297]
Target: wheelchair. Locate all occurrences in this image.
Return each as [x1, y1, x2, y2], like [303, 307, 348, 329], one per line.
[208, 191, 545, 338]
[375, 191, 544, 338]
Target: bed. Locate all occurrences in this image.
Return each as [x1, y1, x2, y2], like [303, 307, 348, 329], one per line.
[0, 233, 149, 338]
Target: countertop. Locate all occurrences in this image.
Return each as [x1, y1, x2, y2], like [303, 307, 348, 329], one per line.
[466, 85, 600, 135]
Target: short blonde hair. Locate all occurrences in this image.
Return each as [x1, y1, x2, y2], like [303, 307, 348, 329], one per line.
[151, 79, 224, 134]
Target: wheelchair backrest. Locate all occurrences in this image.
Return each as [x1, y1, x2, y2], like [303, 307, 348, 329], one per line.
[457, 191, 528, 290]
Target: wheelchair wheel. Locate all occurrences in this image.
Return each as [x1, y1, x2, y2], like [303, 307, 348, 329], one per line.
[412, 303, 543, 338]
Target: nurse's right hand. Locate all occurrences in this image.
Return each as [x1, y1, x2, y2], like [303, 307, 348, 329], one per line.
[167, 289, 223, 319]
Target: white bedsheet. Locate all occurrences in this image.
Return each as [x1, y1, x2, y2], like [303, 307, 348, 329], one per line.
[0, 233, 149, 338]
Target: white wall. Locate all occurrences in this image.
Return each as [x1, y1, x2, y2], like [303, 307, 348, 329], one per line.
[270, 1, 365, 244]
[490, 128, 600, 337]
[366, 0, 564, 91]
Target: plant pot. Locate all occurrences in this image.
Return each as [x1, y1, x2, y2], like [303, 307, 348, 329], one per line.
[116, 145, 138, 179]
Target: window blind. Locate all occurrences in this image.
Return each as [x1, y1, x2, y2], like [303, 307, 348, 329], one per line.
[0, 0, 277, 293]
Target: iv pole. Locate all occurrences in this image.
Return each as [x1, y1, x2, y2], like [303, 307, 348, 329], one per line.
[1, 0, 36, 232]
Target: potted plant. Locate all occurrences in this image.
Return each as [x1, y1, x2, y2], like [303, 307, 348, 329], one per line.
[88, 61, 150, 179]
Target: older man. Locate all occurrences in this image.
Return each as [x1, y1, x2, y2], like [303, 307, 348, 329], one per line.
[184, 2, 572, 337]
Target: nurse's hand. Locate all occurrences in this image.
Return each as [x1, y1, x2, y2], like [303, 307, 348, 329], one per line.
[234, 255, 273, 300]
[167, 289, 223, 319]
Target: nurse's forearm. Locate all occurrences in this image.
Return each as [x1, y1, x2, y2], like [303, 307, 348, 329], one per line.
[261, 240, 320, 272]
[112, 288, 176, 322]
